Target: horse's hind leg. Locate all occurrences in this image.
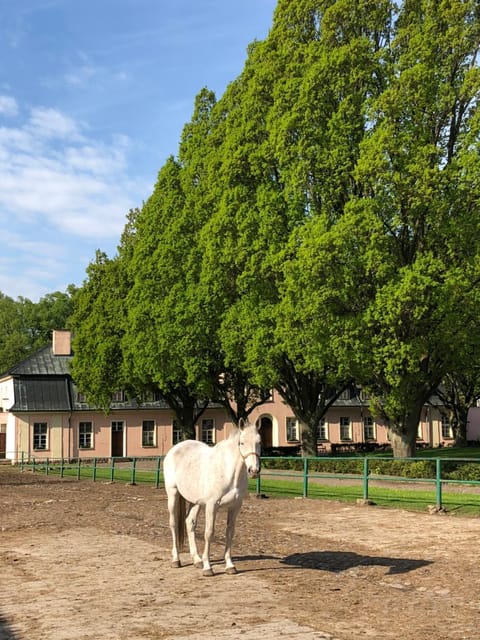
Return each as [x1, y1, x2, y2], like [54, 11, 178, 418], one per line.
[166, 487, 182, 568]
[224, 501, 241, 575]
[185, 503, 202, 568]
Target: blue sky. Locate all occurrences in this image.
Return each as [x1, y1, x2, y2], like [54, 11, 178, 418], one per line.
[0, 0, 277, 301]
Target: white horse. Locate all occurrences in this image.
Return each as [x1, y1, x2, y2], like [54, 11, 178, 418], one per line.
[163, 419, 261, 576]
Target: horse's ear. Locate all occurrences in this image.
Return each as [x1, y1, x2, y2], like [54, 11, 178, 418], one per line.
[238, 418, 245, 430]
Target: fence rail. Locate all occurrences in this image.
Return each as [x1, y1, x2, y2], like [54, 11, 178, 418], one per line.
[6, 452, 480, 511]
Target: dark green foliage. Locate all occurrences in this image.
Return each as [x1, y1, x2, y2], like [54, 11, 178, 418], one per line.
[0, 288, 76, 373]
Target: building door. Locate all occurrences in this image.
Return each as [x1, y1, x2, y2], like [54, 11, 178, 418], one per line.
[0, 433, 5, 459]
[257, 416, 273, 451]
[111, 421, 124, 457]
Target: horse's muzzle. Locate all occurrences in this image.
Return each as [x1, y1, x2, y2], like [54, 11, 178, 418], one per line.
[247, 466, 260, 479]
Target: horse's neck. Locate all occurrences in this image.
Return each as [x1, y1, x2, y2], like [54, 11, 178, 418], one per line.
[218, 435, 244, 479]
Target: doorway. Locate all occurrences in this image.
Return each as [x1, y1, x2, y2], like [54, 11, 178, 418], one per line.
[257, 415, 273, 451]
[111, 421, 124, 457]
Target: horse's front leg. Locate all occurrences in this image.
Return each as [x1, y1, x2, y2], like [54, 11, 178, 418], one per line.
[224, 501, 242, 575]
[202, 501, 218, 577]
[185, 503, 203, 568]
[166, 488, 181, 568]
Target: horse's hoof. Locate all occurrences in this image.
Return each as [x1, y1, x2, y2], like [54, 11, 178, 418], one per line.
[202, 568, 214, 577]
[194, 561, 203, 569]
[171, 560, 181, 569]
[225, 566, 238, 575]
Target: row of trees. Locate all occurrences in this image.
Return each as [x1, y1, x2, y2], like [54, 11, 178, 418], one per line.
[0, 289, 76, 373]
[69, 0, 480, 457]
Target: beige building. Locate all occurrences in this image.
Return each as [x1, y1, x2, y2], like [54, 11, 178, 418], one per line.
[0, 331, 460, 462]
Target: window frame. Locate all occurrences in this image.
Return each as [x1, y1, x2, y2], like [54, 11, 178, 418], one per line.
[318, 417, 329, 441]
[286, 417, 299, 443]
[363, 416, 376, 441]
[33, 422, 48, 451]
[339, 416, 351, 441]
[201, 418, 215, 445]
[78, 421, 93, 449]
[142, 420, 156, 447]
[441, 415, 453, 440]
[172, 419, 182, 445]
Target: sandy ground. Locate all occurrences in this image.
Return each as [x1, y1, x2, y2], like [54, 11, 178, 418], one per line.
[1, 466, 479, 640]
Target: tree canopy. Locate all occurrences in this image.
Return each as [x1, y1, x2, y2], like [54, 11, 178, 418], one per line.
[0, 288, 76, 373]
[70, 0, 480, 456]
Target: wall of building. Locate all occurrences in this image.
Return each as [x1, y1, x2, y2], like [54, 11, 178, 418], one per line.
[7, 395, 462, 462]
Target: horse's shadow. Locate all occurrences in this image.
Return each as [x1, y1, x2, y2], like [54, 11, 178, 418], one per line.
[232, 551, 431, 576]
[280, 551, 432, 575]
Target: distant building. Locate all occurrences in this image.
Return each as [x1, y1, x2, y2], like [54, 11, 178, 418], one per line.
[0, 330, 472, 462]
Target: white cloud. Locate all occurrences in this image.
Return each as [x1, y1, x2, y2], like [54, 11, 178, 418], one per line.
[0, 95, 18, 117]
[27, 106, 82, 140]
[64, 64, 97, 87]
[0, 98, 145, 241]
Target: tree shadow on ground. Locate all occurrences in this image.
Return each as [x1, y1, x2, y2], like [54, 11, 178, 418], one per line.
[0, 614, 20, 640]
[281, 551, 432, 575]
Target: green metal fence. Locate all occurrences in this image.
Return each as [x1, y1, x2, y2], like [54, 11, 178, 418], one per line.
[257, 455, 480, 510]
[11, 453, 480, 511]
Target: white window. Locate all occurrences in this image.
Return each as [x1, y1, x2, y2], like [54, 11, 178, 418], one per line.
[142, 420, 156, 447]
[111, 390, 125, 402]
[286, 417, 299, 442]
[363, 416, 375, 441]
[172, 419, 182, 445]
[318, 417, 328, 441]
[33, 423, 48, 450]
[441, 416, 453, 439]
[79, 422, 93, 449]
[201, 419, 215, 445]
[340, 417, 351, 441]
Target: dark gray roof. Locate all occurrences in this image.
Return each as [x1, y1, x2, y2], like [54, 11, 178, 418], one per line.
[7, 345, 72, 376]
[11, 377, 72, 412]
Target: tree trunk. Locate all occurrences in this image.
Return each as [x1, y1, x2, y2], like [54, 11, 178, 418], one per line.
[388, 406, 424, 457]
[388, 429, 417, 457]
[454, 406, 469, 446]
[300, 420, 319, 457]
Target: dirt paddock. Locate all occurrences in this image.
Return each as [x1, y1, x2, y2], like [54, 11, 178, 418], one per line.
[1, 467, 479, 640]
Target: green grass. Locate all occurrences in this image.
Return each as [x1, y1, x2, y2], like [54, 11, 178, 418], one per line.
[415, 446, 480, 460]
[252, 477, 480, 515]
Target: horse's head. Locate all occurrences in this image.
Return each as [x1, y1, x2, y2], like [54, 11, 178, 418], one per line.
[238, 419, 261, 479]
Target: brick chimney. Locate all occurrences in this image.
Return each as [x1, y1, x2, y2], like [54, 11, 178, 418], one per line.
[52, 330, 72, 356]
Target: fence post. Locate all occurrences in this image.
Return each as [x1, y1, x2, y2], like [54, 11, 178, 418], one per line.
[155, 457, 161, 488]
[130, 458, 137, 485]
[110, 457, 115, 482]
[93, 458, 97, 482]
[45, 457, 49, 475]
[256, 472, 261, 496]
[363, 457, 369, 501]
[303, 457, 309, 498]
[77, 457, 81, 480]
[435, 458, 443, 510]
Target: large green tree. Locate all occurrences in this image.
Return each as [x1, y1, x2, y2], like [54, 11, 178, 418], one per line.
[196, 0, 393, 454]
[69, 209, 139, 409]
[351, 0, 480, 456]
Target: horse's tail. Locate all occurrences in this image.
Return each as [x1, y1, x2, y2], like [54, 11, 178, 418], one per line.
[176, 494, 187, 550]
